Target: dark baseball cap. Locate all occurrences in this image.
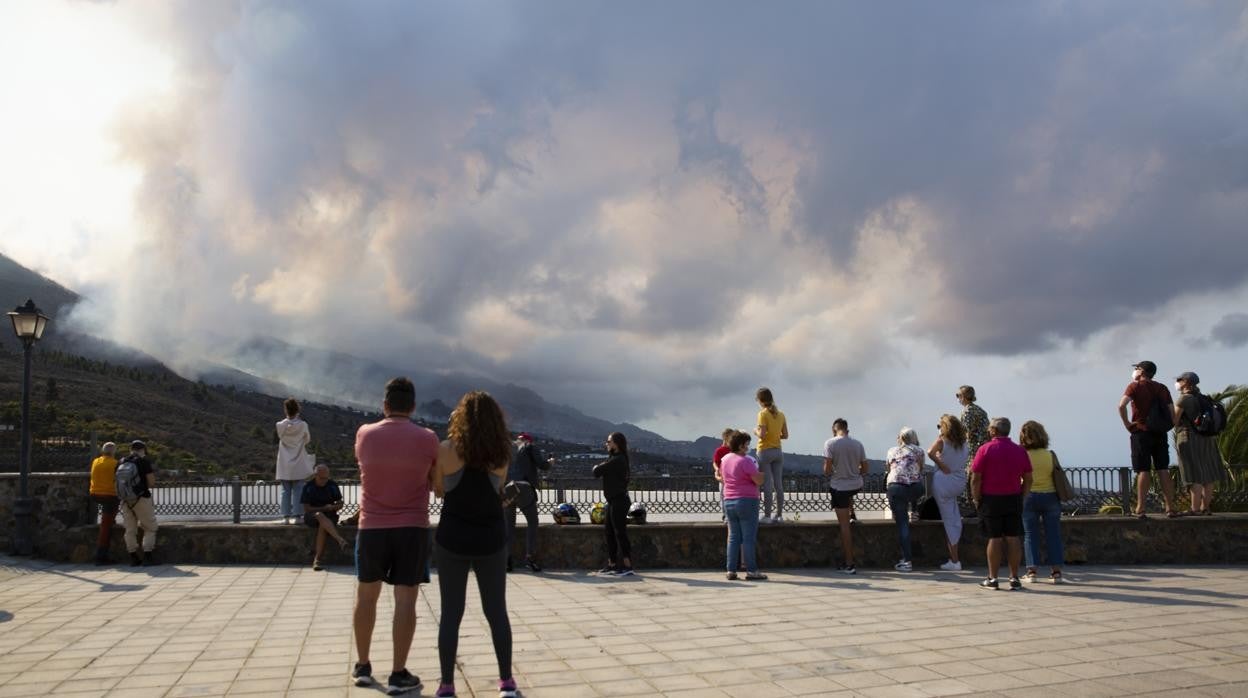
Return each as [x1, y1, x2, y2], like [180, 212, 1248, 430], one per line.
[1133, 361, 1157, 377]
[131, 440, 147, 451]
[1175, 371, 1200, 385]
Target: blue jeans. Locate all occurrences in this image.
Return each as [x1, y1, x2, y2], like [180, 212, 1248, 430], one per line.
[724, 497, 760, 573]
[887, 482, 924, 562]
[1023, 491, 1064, 568]
[280, 480, 304, 519]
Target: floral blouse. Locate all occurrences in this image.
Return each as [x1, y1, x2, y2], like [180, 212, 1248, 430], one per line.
[886, 444, 926, 485]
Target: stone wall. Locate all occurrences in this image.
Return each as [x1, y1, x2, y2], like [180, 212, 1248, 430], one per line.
[0, 472, 95, 555]
[8, 473, 1248, 568]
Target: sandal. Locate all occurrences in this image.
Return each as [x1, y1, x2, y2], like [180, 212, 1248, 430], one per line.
[1134, 511, 1148, 520]
[1166, 511, 1180, 519]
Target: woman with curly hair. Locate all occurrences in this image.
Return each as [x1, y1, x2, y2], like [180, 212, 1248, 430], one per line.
[928, 414, 970, 571]
[431, 391, 517, 698]
[1019, 420, 1064, 584]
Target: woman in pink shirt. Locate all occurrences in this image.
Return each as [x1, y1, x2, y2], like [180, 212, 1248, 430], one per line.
[720, 431, 767, 581]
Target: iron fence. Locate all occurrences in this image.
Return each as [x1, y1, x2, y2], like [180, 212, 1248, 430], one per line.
[135, 465, 1248, 522]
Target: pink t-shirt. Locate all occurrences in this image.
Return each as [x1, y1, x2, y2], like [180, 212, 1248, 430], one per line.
[721, 453, 760, 500]
[355, 417, 439, 529]
[970, 436, 1032, 496]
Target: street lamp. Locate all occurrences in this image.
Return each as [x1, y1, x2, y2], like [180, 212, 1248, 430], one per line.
[7, 299, 49, 555]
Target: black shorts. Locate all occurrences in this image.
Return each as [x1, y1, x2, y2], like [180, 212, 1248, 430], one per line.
[355, 526, 430, 586]
[304, 511, 339, 528]
[1130, 431, 1170, 473]
[92, 495, 120, 515]
[979, 494, 1023, 538]
[830, 488, 860, 510]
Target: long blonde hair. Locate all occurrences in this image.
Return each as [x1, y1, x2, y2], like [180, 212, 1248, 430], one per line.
[939, 414, 967, 449]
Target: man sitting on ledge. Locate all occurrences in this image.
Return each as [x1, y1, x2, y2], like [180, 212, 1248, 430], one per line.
[302, 464, 348, 570]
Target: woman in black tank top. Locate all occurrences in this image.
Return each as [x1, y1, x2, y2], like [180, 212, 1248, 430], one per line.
[431, 391, 517, 698]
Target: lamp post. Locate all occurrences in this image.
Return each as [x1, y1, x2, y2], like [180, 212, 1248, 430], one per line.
[8, 299, 49, 556]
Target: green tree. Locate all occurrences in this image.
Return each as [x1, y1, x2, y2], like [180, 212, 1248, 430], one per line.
[45, 377, 59, 402]
[1212, 384, 1247, 465]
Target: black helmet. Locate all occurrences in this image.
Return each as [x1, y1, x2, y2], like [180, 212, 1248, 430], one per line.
[628, 501, 647, 524]
[553, 503, 580, 525]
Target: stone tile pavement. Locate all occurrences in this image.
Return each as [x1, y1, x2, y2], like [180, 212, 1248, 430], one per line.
[0, 555, 1246, 697]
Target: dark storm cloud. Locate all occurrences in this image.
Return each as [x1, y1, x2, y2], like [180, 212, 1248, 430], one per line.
[100, 0, 1248, 422]
[1210, 313, 1248, 349]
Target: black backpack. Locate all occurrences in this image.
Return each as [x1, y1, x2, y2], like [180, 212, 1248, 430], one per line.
[1144, 391, 1173, 434]
[1192, 394, 1228, 436]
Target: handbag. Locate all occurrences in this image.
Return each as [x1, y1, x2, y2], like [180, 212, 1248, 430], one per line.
[1051, 450, 1073, 502]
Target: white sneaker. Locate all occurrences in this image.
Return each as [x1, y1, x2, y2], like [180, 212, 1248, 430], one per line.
[773, 515, 784, 523]
[940, 560, 962, 572]
[894, 560, 913, 572]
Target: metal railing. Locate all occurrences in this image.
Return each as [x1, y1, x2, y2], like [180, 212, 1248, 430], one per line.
[136, 466, 1248, 522]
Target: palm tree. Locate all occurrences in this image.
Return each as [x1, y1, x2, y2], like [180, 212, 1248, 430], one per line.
[1210, 385, 1247, 466]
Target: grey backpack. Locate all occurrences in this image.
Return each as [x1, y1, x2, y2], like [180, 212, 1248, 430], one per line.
[115, 459, 143, 504]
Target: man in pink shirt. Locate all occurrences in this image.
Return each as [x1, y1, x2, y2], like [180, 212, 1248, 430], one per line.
[970, 417, 1032, 591]
[351, 377, 439, 695]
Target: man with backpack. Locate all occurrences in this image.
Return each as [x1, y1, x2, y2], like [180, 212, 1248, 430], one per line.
[506, 433, 552, 572]
[1118, 361, 1177, 518]
[116, 440, 158, 565]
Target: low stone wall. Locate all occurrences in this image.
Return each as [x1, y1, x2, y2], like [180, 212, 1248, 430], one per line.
[43, 513, 1248, 569]
[7, 473, 1248, 568]
[0, 472, 95, 555]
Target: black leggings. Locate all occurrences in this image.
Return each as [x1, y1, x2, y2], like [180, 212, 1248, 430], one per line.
[604, 494, 631, 567]
[435, 543, 512, 684]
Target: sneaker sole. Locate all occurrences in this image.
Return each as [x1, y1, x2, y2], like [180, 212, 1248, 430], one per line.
[386, 684, 422, 695]
[354, 677, 374, 687]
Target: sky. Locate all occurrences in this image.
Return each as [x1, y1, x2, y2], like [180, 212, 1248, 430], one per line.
[1, 1, 1247, 466]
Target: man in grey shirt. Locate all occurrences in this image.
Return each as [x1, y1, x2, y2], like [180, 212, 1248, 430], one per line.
[824, 419, 869, 574]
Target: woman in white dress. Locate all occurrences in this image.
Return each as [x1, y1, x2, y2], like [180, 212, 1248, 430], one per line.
[928, 414, 970, 571]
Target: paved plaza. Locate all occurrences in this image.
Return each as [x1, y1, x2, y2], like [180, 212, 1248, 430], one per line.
[1, 556, 1246, 697]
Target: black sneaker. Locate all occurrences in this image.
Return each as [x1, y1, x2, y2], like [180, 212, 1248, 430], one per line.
[617, 567, 636, 577]
[352, 662, 373, 687]
[129, 552, 142, 567]
[979, 578, 999, 590]
[386, 668, 422, 695]
[142, 552, 155, 566]
[1008, 577, 1023, 591]
[525, 557, 543, 573]
[837, 564, 856, 575]
[597, 566, 617, 575]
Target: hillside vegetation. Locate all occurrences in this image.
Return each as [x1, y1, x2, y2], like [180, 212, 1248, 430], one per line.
[0, 343, 381, 476]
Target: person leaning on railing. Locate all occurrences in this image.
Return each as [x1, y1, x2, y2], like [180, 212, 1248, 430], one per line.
[88, 442, 120, 565]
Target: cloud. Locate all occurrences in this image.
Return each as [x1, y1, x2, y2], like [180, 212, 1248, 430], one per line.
[7, 0, 1248, 434]
[1210, 313, 1248, 348]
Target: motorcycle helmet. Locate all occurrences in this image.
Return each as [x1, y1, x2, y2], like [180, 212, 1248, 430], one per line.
[627, 501, 647, 524]
[553, 503, 580, 525]
[590, 501, 607, 525]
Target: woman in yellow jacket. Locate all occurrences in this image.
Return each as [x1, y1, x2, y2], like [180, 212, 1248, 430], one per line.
[88, 442, 119, 565]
